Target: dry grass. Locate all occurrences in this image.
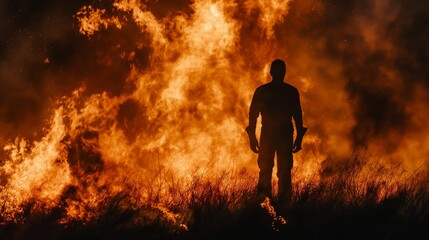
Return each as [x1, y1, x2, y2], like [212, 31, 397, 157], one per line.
[0, 155, 428, 240]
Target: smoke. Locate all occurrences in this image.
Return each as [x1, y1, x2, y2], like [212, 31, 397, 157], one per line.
[0, 0, 147, 146]
[341, 1, 429, 147]
[0, 0, 78, 145]
[279, 0, 429, 161]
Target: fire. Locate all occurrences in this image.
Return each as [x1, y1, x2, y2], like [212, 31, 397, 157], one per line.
[1, 108, 71, 222]
[260, 197, 287, 231]
[76, 5, 122, 37]
[244, 0, 292, 38]
[0, 0, 427, 226]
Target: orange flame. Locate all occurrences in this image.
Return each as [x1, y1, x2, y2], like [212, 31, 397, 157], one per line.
[76, 5, 122, 37]
[1, 108, 71, 222]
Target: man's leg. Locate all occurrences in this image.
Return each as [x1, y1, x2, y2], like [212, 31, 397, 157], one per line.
[277, 133, 294, 208]
[257, 131, 275, 199]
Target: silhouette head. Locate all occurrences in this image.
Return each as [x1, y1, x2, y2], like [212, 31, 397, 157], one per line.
[270, 59, 286, 81]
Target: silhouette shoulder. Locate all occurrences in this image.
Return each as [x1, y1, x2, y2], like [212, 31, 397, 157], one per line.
[284, 83, 299, 94]
[257, 83, 270, 90]
[254, 82, 299, 95]
[255, 83, 271, 92]
[253, 83, 269, 96]
[284, 83, 297, 90]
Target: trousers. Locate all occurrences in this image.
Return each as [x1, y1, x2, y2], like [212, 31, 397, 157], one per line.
[257, 127, 294, 204]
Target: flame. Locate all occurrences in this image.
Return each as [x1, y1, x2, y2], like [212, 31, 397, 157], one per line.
[1, 108, 71, 222]
[76, 5, 122, 37]
[113, 0, 167, 46]
[260, 197, 287, 231]
[244, 0, 292, 38]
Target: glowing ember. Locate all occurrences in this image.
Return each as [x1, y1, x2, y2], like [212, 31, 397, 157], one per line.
[260, 197, 287, 231]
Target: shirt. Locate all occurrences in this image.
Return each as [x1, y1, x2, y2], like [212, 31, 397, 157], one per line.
[248, 81, 303, 133]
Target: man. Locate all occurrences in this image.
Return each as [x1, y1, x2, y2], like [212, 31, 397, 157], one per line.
[246, 59, 306, 209]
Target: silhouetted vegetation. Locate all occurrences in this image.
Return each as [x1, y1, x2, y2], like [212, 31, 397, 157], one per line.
[1, 156, 428, 240]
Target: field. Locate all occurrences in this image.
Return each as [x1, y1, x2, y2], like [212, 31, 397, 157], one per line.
[1, 156, 428, 240]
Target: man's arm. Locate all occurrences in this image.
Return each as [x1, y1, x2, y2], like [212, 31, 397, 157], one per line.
[246, 89, 261, 153]
[292, 90, 306, 153]
[292, 89, 303, 129]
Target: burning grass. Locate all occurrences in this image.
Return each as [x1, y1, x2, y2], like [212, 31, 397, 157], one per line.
[1, 155, 428, 240]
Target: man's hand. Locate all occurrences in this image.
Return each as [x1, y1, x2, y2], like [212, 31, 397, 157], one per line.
[246, 126, 259, 153]
[292, 141, 302, 153]
[292, 127, 307, 154]
[249, 136, 260, 153]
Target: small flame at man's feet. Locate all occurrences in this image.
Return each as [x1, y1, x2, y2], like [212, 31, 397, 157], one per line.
[260, 197, 287, 231]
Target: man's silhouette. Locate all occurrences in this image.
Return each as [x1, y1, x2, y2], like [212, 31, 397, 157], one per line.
[246, 59, 306, 210]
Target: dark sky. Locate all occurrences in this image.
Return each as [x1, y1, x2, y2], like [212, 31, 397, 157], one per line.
[1, 0, 84, 142]
[1, 0, 429, 154]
